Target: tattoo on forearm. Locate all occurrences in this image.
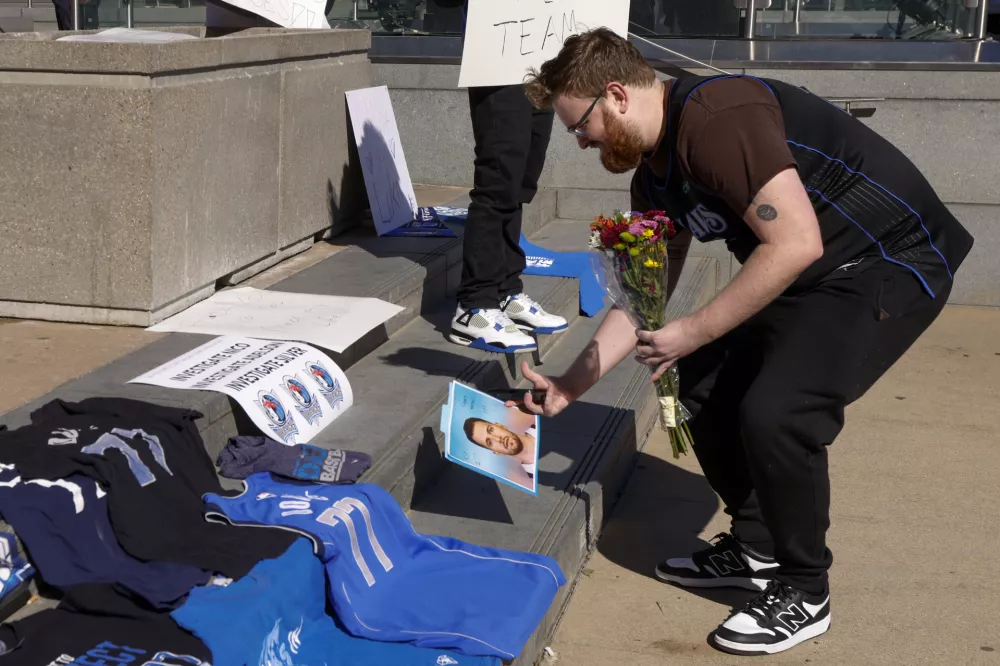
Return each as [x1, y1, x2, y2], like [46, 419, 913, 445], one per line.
[756, 204, 778, 221]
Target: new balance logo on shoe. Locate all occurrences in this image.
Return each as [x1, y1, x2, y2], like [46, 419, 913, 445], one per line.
[708, 551, 746, 575]
[655, 533, 777, 592]
[776, 603, 810, 632]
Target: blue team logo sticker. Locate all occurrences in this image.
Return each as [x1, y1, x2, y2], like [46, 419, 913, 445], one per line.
[255, 391, 299, 443]
[305, 361, 345, 410]
[282, 374, 324, 426]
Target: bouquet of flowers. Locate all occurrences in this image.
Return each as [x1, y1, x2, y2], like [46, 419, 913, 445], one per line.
[589, 210, 694, 458]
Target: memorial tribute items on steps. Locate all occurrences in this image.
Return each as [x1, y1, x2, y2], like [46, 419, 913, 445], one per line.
[0, 466, 210, 609]
[0, 398, 296, 578]
[217, 436, 372, 484]
[204, 473, 567, 660]
[173, 538, 499, 666]
[0, 607, 212, 666]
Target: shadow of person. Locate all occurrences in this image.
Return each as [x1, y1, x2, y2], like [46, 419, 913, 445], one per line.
[594, 451, 757, 608]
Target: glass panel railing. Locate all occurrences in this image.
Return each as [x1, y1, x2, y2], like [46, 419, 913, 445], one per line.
[756, 0, 978, 39]
[627, 0, 742, 37]
[119, 0, 986, 40]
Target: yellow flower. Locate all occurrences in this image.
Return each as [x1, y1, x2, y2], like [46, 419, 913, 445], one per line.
[620, 232, 636, 243]
[644, 259, 663, 269]
[613, 243, 626, 251]
[629, 248, 641, 257]
[643, 229, 654, 238]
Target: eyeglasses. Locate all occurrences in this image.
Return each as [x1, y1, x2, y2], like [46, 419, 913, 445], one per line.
[567, 94, 603, 137]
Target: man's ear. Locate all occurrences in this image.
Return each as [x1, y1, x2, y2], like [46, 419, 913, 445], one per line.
[606, 82, 629, 114]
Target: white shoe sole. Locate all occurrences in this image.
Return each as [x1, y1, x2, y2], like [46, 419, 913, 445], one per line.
[712, 615, 831, 655]
[654, 570, 770, 592]
[447, 332, 536, 354]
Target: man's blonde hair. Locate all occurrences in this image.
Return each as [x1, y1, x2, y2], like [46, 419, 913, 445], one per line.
[524, 28, 658, 109]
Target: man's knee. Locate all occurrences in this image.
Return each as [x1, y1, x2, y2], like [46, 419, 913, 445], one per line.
[738, 386, 844, 456]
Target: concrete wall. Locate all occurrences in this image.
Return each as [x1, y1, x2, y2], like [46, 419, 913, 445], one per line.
[375, 63, 1000, 307]
[0, 28, 372, 326]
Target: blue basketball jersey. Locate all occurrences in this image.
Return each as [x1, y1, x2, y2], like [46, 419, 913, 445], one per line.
[204, 474, 566, 660]
[173, 538, 495, 666]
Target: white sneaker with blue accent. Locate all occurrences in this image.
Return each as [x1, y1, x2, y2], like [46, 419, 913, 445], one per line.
[448, 306, 537, 354]
[500, 293, 568, 335]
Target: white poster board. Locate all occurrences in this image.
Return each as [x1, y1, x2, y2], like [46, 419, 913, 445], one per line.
[130, 337, 353, 445]
[217, 0, 329, 29]
[147, 287, 404, 354]
[458, 0, 630, 88]
[345, 86, 419, 236]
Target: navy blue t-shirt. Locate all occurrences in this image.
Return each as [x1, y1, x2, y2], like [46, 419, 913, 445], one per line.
[0, 465, 210, 609]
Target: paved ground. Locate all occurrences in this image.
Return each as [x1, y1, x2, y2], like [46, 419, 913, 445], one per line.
[546, 305, 1000, 666]
[0, 184, 467, 417]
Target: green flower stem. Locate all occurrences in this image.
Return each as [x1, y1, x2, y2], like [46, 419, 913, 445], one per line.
[608, 242, 693, 459]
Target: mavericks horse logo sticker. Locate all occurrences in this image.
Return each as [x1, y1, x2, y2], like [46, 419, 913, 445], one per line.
[255, 391, 299, 443]
[305, 361, 345, 410]
[282, 374, 324, 425]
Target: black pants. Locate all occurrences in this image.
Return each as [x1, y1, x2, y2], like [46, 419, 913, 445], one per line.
[53, 0, 72, 29]
[678, 260, 951, 595]
[457, 84, 554, 310]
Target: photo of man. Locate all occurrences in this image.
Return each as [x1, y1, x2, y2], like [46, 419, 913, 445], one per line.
[463, 409, 538, 479]
[443, 382, 541, 495]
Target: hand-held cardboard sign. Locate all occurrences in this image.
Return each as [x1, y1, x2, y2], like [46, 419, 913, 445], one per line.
[458, 0, 630, 88]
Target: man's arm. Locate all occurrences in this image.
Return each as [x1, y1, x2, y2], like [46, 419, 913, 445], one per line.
[558, 307, 637, 400]
[634, 167, 823, 378]
[686, 167, 823, 344]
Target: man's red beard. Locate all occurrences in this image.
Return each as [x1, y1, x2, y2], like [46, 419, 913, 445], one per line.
[599, 106, 645, 174]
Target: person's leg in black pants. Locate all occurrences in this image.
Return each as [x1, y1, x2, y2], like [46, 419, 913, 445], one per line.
[665, 263, 950, 650]
[52, 0, 73, 30]
[668, 263, 951, 653]
[496, 102, 553, 301]
[460, 84, 538, 310]
[450, 85, 561, 352]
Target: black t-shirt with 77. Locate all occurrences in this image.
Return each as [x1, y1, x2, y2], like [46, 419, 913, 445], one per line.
[0, 397, 296, 579]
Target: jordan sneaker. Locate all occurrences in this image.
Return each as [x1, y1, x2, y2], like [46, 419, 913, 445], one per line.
[500, 293, 568, 334]
[655, 532, 778, 591]
[0, 533, 33, 602]
[449, 306, 537, 354]
[710, 580, 831, 655]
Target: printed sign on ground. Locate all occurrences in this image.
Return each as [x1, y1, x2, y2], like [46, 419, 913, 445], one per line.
[458, 0, 630, 88]
[130, 337, 353, 445]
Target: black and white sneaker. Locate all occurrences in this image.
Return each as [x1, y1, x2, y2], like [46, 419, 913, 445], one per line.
[710, 581, 831, 656]
[654, 533, 778, 591]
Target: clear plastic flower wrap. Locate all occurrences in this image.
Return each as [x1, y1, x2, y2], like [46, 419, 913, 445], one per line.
[589, 210, 694, 458]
